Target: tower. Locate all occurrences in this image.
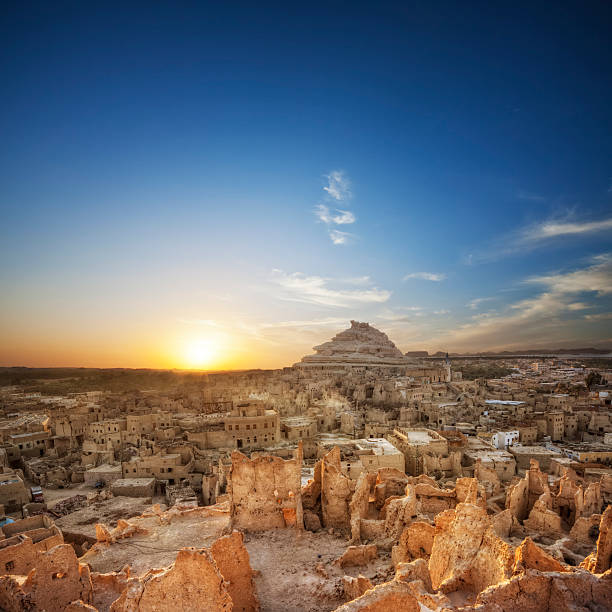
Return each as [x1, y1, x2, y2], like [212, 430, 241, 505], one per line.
[444, 352, 452, 382]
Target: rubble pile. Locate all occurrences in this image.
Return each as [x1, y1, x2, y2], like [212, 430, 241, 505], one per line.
[50, 494, 88, 516]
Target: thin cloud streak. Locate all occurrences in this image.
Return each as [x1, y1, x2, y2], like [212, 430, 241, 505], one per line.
[270, 269, 391, 307]
[428, 253, 612, 350]
[403, 272, 447, 282]
[467, 297, 495, 310]
[522, 217, 612, 241]
[470, 215, 612, 263]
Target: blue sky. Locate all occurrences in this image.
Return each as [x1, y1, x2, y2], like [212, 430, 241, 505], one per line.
[1, 1, 611, 368]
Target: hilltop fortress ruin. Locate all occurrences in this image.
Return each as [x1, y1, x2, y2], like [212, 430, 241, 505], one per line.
[296, 321, 417, 371]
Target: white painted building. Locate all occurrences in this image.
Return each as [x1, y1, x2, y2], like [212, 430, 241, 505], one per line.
[492, 430, 520, 450]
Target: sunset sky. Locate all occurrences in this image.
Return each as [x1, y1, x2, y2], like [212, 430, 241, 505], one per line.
[1, 2, 611, 370]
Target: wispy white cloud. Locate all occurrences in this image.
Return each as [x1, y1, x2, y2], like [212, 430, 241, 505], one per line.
[329, 229, 354, 245]
[467, 297, 495, 310]
[585, 313, 612, 322]
[314, 204, 356, 225]
[259, 317, 348, 329]
[470, 214, 612, 263]
[323, 170, 351, 201]
[525, 253, 612, 296]
[522, 217, 612, 241]
[314, 204, 332, 224]
[434, 309, 450, 315]
[377, 307, 422, 322]
[429, 253, 612, 350]
[567, 302, 590, 311]
[330, 209, 356, 224]
[314, 171, 357, 245]
[270, 269, 391, 307]
[403, 272, 447, 282]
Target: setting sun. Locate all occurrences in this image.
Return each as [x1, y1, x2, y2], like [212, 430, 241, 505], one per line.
[183, 338, 218, 369]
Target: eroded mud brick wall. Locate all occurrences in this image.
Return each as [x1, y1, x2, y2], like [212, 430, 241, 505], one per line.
[230, 445, 303, 530]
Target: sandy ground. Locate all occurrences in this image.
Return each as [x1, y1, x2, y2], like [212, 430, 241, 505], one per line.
[80, 508, 231, 575]
[55, 496, 160, 539]
[37, 481, 93, 504]
[244, 530, 395, 612]
[77, 507, 393, 612]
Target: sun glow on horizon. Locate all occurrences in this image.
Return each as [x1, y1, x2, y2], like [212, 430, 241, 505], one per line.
[182, 337, 219, 370]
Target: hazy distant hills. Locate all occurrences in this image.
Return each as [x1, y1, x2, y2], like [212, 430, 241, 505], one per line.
[407, 348, 612, 357]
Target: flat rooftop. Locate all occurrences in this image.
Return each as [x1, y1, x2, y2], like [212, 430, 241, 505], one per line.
[86, 464, 122, 473]
[0, 478, 21, 486]
[354, 438, 401, 455]
[112, 478, 155, 486]
[405, 430, 436, 443]
[281, 417, 315, 427]
[395, 429, 443, 444]
[509, 445, 562, 456]
[464, 449, 516, 463]
[9, 431, 49, 439]
[316, 433, 356, 445]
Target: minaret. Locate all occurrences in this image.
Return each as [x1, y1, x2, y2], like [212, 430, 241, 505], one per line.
[444, 352, 452, 382]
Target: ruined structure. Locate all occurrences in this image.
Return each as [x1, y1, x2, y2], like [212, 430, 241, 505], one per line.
[294, 321, 416, 372]
[230, 444, 303, 531]
[0, 322, 610, 610]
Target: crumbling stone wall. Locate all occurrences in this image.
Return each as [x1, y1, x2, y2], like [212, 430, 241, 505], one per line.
[109, 547, 232, 611]
[321, 447, 354, 532]
[0, 544, 93, 612]
[428, 501, 514, 594]
[392, 521, 435, 567]
[581, 505, 612, 573]
[506, 459, 551, 522]
[230, 444, 303, 531]
[211, 530, 260, 612]
[349, 471, 376, 542]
